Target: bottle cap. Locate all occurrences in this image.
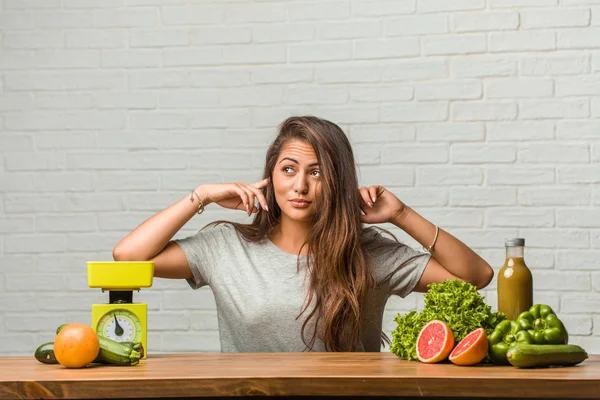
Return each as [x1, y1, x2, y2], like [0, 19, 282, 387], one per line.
[505, 238, 525, 247]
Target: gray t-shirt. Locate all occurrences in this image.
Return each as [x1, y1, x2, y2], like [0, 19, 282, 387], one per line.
[173, 224, 430, 352]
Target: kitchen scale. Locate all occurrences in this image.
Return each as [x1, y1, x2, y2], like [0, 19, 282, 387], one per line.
[87, 261, 154, 358]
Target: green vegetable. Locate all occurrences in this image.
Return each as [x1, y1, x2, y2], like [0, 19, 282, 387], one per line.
[506, 343, 587, 368]
[96, 335, 141, 366]
[390, 279, 505, 362]
[56, 324, 68, 334]
[34, 342, 58, 364]
[488, 320, 534, 365]
[487, 304, 569, 365]
[516, 304, 569, 345]
[122, 341, 144, 358]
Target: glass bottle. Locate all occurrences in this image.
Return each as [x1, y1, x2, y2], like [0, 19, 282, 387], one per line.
[497, 238, 533, 321]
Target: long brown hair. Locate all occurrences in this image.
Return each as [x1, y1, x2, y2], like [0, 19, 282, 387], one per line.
[207, 116, 385, 351]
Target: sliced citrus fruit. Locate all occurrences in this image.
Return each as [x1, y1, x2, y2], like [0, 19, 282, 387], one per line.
[449, 327, 489, 366]
[416, 320, 455, 363]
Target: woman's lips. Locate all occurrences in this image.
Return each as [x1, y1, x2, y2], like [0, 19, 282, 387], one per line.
[290, 200, 310, 208]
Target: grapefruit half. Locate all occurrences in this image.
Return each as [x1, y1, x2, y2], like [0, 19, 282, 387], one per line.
[416, 320, 454, 363]
[449, 327, 488, 366]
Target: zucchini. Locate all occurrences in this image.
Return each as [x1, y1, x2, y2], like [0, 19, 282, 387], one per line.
[96, 335, 141, 366]
[34, 342, 58, 364]
[56, 324, 68, 334]
[122, 341, 144, 358]
[507, 343, 588, 368]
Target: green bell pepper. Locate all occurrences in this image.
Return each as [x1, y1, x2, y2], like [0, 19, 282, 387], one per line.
[516, 304, 569, 345]
[488, 320, 534, 365]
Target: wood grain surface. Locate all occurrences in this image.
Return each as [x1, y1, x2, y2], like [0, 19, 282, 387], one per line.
[1, 352, 599, 399]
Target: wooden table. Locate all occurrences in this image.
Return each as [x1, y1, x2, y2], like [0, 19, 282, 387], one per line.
[1, 353, 599, 399]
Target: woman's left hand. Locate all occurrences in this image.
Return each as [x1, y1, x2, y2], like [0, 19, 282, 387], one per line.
[358, 185, 407, 225]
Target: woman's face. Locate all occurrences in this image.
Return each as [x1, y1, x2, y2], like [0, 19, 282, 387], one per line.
[272, 140, 322, 223]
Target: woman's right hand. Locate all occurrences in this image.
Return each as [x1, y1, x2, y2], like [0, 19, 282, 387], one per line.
[197, 178, 270, 216]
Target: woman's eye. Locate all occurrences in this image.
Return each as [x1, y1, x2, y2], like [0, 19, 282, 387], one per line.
[311, 170, 321, 177]
[283, 166, 294, 174]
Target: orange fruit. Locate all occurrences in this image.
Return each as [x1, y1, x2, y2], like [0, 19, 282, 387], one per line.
[416, 320, 454, 363]
[449, 327, 489, 366]
[54, 323, 100, 368]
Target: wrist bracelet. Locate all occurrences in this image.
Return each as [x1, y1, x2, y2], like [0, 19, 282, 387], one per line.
[190, 190, 205, 215]
[424, 225, 439, 253]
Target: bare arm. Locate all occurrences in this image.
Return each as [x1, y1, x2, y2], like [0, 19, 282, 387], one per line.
[113, 180, 269, 278]
[113, 191, 202, 261]
[112, 188, 208, 278]
[392, 207, 494, 291]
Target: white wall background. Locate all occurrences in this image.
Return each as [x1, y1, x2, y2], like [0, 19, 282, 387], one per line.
[1, 0, 599, 356]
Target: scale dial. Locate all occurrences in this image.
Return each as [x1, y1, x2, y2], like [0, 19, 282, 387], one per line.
[96, 308, 143, 342]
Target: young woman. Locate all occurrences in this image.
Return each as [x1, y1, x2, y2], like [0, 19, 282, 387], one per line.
[113, 116, 493, 353]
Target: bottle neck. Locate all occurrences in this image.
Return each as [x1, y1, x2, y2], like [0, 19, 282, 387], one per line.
[506, 246, 524, 258]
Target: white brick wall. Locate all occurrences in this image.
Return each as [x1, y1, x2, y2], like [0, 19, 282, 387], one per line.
[1, 0, 599, 356]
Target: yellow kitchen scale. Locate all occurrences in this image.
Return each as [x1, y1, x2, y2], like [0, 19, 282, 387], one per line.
[87, 261, 154, 358]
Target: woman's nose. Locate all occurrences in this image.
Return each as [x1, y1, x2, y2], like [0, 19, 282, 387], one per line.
[294, 173, 309, 193]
